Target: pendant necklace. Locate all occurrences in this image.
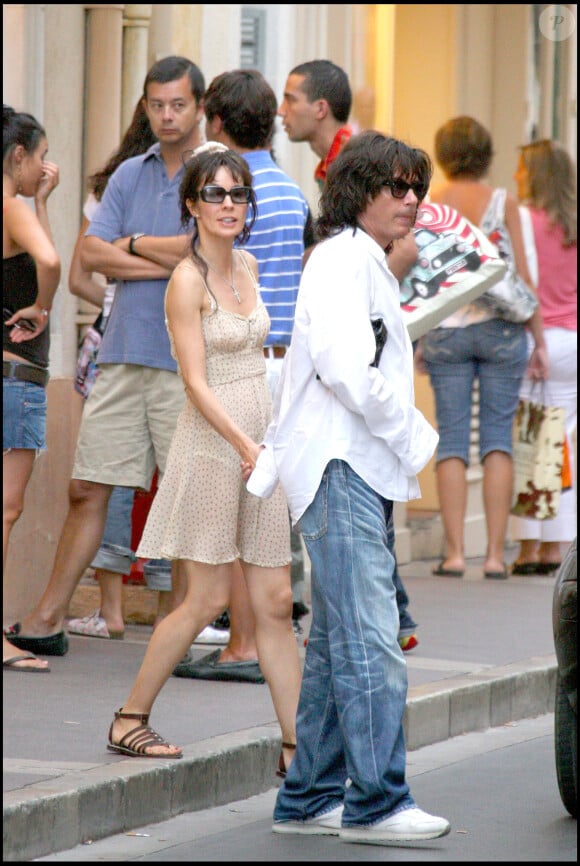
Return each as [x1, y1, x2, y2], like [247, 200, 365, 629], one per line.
[205, 258, 241, 304]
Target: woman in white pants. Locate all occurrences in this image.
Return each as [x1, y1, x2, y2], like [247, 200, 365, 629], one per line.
[511, 141, 577, 574]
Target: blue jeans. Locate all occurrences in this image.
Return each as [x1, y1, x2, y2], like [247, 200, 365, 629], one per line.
[3, 378, 47, 451]
[143, 557, 172, 591]
[91, 485, 137, 575]
[388, 509, 417, 636]
[422, 319, 527, 464]
[274, 460, 415, 826]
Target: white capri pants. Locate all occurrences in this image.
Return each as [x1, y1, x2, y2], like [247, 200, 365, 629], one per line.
[510, 327, 577, 543]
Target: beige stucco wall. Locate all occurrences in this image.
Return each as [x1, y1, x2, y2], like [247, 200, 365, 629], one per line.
[4, 382, 83, 623]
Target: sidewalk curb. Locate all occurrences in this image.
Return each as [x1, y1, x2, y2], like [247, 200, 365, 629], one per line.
[3, 656, 556, 862]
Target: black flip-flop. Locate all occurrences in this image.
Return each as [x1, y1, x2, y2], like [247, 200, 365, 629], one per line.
[432, 561, 464, 577]
[511, 562, 541, 575]
[4, 623, 69, 656]
[484, 567, 508, 580]
[536, 562, 561, 574]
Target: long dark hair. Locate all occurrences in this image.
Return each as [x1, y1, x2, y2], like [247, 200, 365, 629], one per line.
[89, 101, 156, 200]
[316, 130, 432, 252]
[179, 149, 257, 282]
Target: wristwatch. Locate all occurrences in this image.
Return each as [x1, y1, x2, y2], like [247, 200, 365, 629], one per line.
[129, 233, 146, 255]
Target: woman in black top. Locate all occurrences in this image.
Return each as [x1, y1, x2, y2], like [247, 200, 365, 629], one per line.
[3, 104, 60, 672]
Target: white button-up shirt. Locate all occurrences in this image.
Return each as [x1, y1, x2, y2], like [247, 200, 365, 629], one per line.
[247, 227, 439, 524]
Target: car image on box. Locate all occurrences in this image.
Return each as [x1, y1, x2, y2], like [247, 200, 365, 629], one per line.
[400, 227, 481, 304]
[552, 536, 577, 818]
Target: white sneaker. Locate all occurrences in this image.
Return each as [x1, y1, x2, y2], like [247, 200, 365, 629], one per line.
[192, 625, 230, 645]
[272, 804, 343, 836]
[340, 806, 450, 845]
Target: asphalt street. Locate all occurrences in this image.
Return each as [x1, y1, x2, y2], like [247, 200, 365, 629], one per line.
[37, 715, 577, 862]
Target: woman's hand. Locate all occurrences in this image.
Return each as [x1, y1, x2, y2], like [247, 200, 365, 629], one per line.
[4, 304, 50, 343]
[35, 160, 59, 204]
[240, 443, 264, 481]
[526, 344, 549, 381]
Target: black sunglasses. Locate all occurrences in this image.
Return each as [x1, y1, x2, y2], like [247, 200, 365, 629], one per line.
[199, 185, 252, 204]
[384, 179, 428, 200]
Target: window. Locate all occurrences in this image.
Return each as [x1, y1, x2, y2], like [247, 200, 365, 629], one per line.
[241, 7, 266, 72]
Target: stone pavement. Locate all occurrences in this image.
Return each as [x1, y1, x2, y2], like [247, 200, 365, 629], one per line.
[3, 553, 558, 861]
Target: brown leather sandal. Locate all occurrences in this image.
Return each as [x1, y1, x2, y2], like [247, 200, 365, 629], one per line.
[107, 709, 183, 759]
[276, 741, 296, 779]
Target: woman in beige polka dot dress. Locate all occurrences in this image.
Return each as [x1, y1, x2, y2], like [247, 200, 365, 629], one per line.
[107, 145, 301, 766]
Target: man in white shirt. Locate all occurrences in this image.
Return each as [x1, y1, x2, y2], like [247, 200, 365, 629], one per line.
[245, 131, 450, 845]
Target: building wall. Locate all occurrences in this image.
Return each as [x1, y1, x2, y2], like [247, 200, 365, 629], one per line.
[3, 4, 576, 617]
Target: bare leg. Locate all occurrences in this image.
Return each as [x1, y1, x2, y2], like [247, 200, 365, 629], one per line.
[3, 449, 49, 670]
[150, 560, 187, 631]
[435, 457, 467, 572]
[538, 541, 563, 566]
[220, 559, 258, 662]
[110, 560, 233, 755]
[17, 479, 113, 636]
[242, 562, 301, 769]
[482, 450, 512, 573]
[95, 570, 125, 636]
[513, 539, 539, 566]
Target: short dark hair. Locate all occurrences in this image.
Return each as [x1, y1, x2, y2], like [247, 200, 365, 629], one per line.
[180, 148, 257, 273]
[434, 116, 493, 179]
[3, 104, 46, 160]
[204, 69, 276, 149]
[316, 130, 432, 250]
[290, 60, 352, 123]
[143, 55, 205, 104]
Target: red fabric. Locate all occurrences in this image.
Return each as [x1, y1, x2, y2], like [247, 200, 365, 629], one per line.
[314, 126, 353, 185]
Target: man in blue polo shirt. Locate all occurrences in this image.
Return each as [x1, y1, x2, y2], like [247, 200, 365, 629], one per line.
[173, 68, 311, 684]
[8, 56, 206, 656]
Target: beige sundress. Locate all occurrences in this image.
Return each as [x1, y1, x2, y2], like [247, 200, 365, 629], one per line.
[137, 252, 291, 567]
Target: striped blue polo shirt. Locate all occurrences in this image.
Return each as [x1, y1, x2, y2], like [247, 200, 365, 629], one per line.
[239, 150, 310, 347]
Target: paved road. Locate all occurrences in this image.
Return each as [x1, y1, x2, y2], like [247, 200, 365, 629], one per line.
[37, 715, 576, 862]
[4, 556, 560, 860]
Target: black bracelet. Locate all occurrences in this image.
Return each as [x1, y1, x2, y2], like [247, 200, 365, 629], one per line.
[129, 233, 146, 255]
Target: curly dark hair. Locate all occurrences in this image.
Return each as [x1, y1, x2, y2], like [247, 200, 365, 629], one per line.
[179, 149, 257, 280]
[316, 131, 432, 252]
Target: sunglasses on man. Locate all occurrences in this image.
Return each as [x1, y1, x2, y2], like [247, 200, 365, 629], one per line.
[384, 179, 428, 200]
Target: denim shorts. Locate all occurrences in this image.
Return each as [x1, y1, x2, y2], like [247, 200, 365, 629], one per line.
[422, 319, 528, 465]
[3, 377, 47, 452]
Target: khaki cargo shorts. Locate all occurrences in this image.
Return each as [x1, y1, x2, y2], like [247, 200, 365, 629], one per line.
[73, 363, 185, 490]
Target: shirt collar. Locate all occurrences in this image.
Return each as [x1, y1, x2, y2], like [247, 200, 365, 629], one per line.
[350, 225, 390, 267]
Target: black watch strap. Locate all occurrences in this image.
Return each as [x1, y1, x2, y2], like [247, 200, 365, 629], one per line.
[129, 233, 146, 255]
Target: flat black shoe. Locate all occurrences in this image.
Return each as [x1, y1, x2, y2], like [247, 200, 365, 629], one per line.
[511, 562, 542, 575]
[536, 562, 561, 574]
[172, 649, 265, 684]
[4, 623, 69, 656]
